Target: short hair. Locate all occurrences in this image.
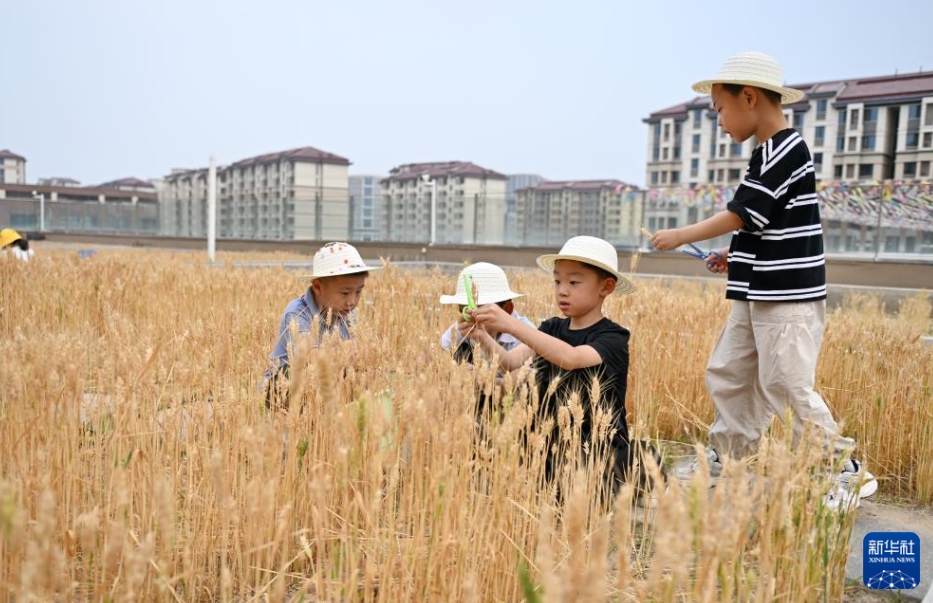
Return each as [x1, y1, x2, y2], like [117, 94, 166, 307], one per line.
[721, 83, 782, 105]
[582, 263, 617, 286]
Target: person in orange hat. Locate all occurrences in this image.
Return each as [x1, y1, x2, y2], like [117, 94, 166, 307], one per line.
[0, 228, 34, 262]
[265, 242, 381, 408]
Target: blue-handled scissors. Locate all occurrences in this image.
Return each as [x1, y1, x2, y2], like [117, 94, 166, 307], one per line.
[681, 243, 710, 259]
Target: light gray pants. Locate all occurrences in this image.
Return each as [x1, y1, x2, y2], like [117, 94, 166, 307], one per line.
[706, 300, 853, 459]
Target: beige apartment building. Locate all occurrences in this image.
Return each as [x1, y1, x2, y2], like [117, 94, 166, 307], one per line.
[382, 161, 507, 245]
[161, 146, 350, 240]
[515, 180, 643, 248]
[0, 150, 27, 184]
[644, 70, 933, 187]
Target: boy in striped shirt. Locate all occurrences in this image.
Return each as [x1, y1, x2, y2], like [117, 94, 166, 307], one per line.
[651, 52, 875, 503]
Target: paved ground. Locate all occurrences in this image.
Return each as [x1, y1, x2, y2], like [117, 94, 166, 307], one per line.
[847, 499, 933, 602]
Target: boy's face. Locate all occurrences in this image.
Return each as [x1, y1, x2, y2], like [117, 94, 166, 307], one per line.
[711, 84, 757, 143]
[552, 260, 614, 318]
[311, 273, 368, 318]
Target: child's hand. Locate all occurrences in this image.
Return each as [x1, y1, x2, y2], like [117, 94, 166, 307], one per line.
[705, 247, 728, 274]
[470, 303, 512, 334]
[651, 229, 681, 251]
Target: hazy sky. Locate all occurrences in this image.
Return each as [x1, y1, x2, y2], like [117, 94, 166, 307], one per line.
[5, 0, 932, 187]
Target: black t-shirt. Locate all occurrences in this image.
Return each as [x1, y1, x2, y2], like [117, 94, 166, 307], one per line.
[534, 316, 630, 448]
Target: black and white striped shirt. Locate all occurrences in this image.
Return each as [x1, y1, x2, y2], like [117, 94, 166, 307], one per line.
[725, 129, 826, 302]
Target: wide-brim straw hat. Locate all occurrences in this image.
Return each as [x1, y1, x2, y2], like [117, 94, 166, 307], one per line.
[0, 228, 23, 249]
[692, 51, 804, 105]
[439, 262, 525, 305]
[302, 242, 382, 279]
[536, 235, 636, 295]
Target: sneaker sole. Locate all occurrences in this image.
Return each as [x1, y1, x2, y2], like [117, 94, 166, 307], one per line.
[838, 470, 878, 499]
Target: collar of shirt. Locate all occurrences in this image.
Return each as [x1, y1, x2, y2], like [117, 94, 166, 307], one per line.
[302, 288, 354, 339]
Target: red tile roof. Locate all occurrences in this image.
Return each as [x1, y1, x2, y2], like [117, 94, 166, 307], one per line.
[0, 149, 26, 161]
[519, 179, 637, 193]
[98, 177, 155, 189]
[837, 71, 933, 103]
[0, 182, 157, 201]
[231, 146, 350, 168]
[385, 161, 507, 182]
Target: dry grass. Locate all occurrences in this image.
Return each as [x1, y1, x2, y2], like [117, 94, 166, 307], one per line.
[0, 248, 930, 602]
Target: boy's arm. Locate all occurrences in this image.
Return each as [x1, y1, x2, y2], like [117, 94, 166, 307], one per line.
[651, 210, 744, 251]
[468, 305, 602, 370]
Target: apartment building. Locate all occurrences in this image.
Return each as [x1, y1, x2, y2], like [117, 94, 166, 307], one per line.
[161, 146, 350, 240]
[382, 161, 507, 245]
[0, 182, 158, 233]
[505, 174, 547, 245]
[515, 180, 643, 248]
[0, 150, 26, 184]
[348, 175, 385, 241]
[644, 70, 933, 187]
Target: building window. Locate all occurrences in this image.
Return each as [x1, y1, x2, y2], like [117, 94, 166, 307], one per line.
[858, 164, 873, 179]
[708, 169, 715, 182]
[864, 107, 878, 123]
[848, 137, 857, 152]
[908, 104, 922, 120]
[716, 168, 724, 182]
[834, 165, 843, 179]
[921, 161, 931, 178]
[849, 108, 860, 130]
[673, 146, 682, 160]
[690, 158, 699, 178]
[730, 142, 742, 156]
[926, 104, 933, 126]
[793, 112, 804, 130]
[906, 132, 920, 149]
[671, 171, 680, 184]
[651, 171, 659, 185]
[662, 148, 669, 160]
[692, 134, 701, 153]
[719, 143, 726, 158]
[814, 126, 825, 147]
[693, 108, 702, 129]
[862, 135, 876, 151]
[904, 162, 917, 178]
[836, 135, 845, 152]
[813, 152, 823, 171]
[846, 164, 855, 179]
[923, 132, 932, 148]
[728, 169, 741, 181]
[663, 123, 670, 142]
[652, 147, 660, 161]
[661, 171, 668, 184]
[816, 99, 827, 120]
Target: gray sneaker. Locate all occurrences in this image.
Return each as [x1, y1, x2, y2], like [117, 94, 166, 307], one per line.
[673, 446, 723, 485]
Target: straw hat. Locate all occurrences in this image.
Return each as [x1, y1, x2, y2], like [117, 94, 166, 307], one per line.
[0, 228, 23, 249]
[536, 236, 635, 295]
[439, 262, 524, 305]
[692, 52, 804, 105]
[303, 242, 381, 279]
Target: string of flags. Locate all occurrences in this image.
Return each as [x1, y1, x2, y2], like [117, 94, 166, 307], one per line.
[645, 180, 933, 231]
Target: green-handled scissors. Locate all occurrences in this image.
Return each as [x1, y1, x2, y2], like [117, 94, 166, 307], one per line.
[461, 274, 477, 321]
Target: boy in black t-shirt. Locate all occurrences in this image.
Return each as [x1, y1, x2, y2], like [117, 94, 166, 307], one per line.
[462, 236, 639, 490]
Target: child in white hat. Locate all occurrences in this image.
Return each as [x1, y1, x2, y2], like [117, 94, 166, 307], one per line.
[463, 236, 637, 489]
[266, 242, 380, 408]
[439, 262, 534, 363]
[650, 51, 875, 504]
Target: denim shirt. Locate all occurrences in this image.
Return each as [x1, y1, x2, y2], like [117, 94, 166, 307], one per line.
[270, 288, 354, 370]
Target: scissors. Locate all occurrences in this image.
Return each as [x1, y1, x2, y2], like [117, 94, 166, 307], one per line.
[461, 274, 477, 321]
[681, 243, 710, 259]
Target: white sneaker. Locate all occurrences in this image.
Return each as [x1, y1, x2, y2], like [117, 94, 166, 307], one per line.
[837, 459, 878, 499]
[673, 446, 723, 485]
[823, 480, 861, 511]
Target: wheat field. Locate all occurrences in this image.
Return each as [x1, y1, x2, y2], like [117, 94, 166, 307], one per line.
[0, 248, 930, 602]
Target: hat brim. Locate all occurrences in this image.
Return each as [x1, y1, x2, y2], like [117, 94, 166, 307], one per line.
[439, 291, 525, 306]
[692, 78, 804, 105]
[300, 265, 382, 279]
[536, 254, 636, 295]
